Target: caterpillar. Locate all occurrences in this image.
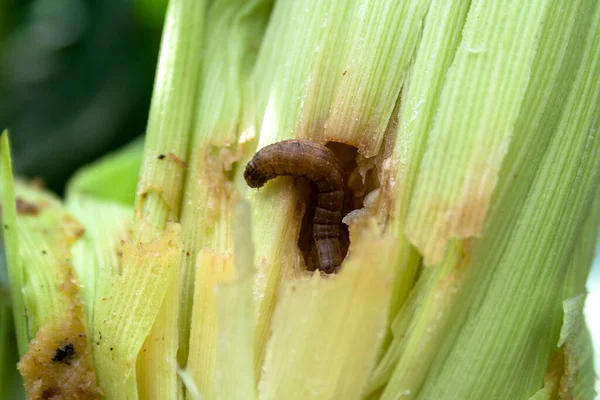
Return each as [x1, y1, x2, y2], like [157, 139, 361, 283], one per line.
[244, 139, 346, 273]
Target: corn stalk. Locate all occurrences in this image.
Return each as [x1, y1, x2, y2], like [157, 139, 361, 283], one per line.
[1, 0, 599, 399]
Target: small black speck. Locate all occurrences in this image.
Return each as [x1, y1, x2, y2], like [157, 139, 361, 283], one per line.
[158, 154, 166, 160]
[110, 347, 113, 351]
[51, 343, 75, 364]
[96, 342, 100, 345]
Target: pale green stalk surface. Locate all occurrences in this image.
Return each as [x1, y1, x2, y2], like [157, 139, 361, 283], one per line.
[92, 223, 181, 399]
[367, 1, 600, 398]
[67, 197, 133, 326]
[65, 135, 141, 397]
[90, 0, 205, 397]
[405, 0, 552, 265]
[407, 3, 600, 398]
[0, 132, 27, 354]
[214, 202, 256, 400]
[178, 0, 272, 366]
[0, 171, 85, 341]
[384, 0, 470, 334]
[258, 224, 398, 400]
[133, 0, 204, 240]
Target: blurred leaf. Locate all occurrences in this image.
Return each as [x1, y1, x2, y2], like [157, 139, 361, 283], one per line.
[0, 0, 162, 194]
[66, 137, 143, 205]
[134, 0, 169, 28]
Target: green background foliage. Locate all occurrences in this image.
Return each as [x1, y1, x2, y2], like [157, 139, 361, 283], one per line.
[0, 0, 166, 194]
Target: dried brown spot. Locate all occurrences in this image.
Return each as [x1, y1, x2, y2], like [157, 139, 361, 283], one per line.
[412, 188, 490, 266]
[168, 152, 188, 168]
[16, 197, 40, 215]
[61, 215, 86, 243]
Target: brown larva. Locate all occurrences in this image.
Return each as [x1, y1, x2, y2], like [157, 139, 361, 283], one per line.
[244, 139, 346, 273]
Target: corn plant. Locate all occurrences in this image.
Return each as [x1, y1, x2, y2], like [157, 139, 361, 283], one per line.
[1, 0, 599, 399]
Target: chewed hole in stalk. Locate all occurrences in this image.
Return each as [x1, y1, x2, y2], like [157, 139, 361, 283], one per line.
[243, 139, 377, 273]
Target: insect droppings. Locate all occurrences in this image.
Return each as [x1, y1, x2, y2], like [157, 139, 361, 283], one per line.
[244, 139, 346, 273]
[51, 343, 75, 364]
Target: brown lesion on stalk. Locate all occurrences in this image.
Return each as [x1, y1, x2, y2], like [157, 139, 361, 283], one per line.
[18, 312, 101, 400]
[537, 345, 573, 399]
[135, 149, 191, 223]
[62, 215, 86, 240]
[10, 183, 101, 399]
[411, 182, 490, 266]
[406, 140, 506, 266]
[185, 144, 241, 227]
[16, 197, 41, 215]
[167, 152, 189, 169]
